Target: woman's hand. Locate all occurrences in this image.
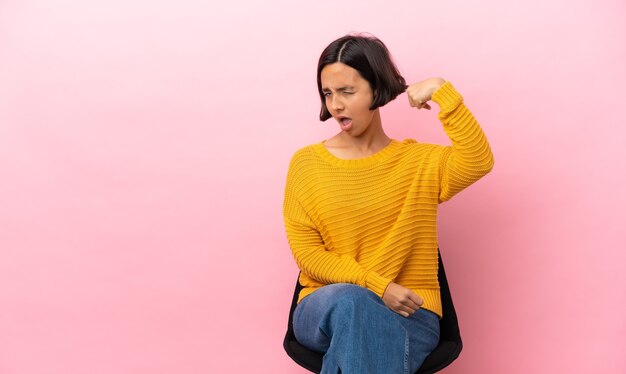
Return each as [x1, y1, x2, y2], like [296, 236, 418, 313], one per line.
[406, 77, 446, 110]
[382, 282, 424, 318]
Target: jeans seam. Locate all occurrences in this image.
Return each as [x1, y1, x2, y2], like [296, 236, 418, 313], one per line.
[403, 331, 409, 374]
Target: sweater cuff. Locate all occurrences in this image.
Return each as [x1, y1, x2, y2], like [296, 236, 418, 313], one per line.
[431, 81, 463, 115]
[364, 271, 392, 298]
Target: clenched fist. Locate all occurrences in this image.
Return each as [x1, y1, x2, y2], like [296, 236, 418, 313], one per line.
[406, 77, 446, 110]
[382, 282, 424, 318]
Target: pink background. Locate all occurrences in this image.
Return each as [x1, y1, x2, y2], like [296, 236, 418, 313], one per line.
[1, 0, 624, 373]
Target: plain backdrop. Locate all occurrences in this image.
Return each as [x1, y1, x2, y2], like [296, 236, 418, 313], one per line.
[1, 0, 625, 373]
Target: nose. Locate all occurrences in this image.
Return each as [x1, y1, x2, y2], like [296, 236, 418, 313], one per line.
[330, 95, 344, 112]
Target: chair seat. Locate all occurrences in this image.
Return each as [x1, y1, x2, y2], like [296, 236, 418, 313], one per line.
[418, 339, 463, 373]
[285, 332, 461, 373]
[283, 249, 462, 374]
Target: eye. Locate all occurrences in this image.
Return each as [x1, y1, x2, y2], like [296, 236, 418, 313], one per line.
[323, 92, 331, 97]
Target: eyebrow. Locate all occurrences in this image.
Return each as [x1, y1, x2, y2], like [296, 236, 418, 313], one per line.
[321, 86, 355, 92]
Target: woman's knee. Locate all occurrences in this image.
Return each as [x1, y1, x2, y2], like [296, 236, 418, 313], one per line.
[319, 284, 379, 307]
[315, 284, 389, 323]
[298, 283, 388, 327]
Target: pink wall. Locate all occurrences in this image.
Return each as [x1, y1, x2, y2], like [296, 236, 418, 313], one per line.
[1, 0, 624, 372]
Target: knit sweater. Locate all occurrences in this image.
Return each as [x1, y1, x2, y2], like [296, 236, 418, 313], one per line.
[283, 81, 494, 317]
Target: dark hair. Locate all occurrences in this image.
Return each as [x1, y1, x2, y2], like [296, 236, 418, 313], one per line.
[317, 33, 407, 121]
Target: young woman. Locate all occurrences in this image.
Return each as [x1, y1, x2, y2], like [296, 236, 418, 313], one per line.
[283, 33, 494, 374]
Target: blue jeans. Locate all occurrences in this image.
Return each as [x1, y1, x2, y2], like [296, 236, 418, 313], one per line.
[293, 283, 440, 374]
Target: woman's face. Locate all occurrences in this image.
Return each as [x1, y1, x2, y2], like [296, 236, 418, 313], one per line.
[320, 62, 377, 136]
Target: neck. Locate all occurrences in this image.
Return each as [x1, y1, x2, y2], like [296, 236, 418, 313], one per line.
[339, 110, 390, 152]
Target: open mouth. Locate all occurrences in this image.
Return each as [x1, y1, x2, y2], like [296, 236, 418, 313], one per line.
[338, 116, 352, 129]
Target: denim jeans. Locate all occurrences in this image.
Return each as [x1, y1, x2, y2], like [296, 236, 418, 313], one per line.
[293, 283, 440, 374]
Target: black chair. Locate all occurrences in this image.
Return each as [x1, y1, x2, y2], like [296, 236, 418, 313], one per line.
[283, 249, 463, 373]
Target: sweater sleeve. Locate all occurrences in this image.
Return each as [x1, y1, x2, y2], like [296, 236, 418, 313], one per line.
[283, 155, 392, 297]
[431, 82, 495, 203]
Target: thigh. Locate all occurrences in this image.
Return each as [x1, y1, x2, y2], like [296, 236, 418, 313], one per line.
[292, 283, 386, 352]
[400, 308, 441, 372]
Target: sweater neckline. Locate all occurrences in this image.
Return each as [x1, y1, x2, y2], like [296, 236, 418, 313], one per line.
[313, 139, 401, 168]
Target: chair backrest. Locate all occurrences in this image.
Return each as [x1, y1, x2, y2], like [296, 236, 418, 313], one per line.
[283, 249, 463, 374]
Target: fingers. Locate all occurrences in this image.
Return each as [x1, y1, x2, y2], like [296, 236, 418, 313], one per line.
[394, 303, 417, 318]
[396, 292, 425, 317]
[408, 95, 431, 110]
[400, 297, 420, 311]
[408, 292, 424, 307]
[383, 297, 417, 317]
[398, 296, 421, 316]
[392, 295, 421, 317]
[382, 282, 425, 318]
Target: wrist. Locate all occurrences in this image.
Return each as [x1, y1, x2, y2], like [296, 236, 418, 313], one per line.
[430, 77, 446, 97]
[431, 81, 463, 114]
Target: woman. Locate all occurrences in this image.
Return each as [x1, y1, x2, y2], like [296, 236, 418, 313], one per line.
[283, 33, 494, 374]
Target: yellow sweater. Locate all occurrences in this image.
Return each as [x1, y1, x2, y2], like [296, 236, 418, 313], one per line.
[283, 82, 494, 317]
